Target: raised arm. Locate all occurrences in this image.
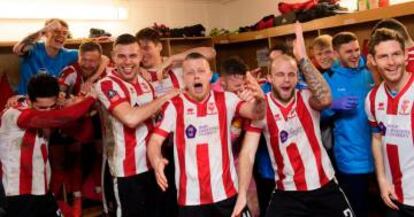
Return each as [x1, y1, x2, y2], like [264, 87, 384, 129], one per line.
[110, 89, 179, 129]
[17, 96, 95, 129]
[238, 72, 266, 120]
[293, 22, 332, 111]
[13, 20, 62, 56]
[155, 47, 216, 80]
[169, 47, 216, 63]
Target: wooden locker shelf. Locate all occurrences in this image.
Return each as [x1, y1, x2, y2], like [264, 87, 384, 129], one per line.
[0, 37, 215, 86]
[213, 1, 414, 69]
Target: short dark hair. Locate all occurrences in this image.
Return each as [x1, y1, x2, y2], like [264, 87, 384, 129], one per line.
[45, 18, 68, 28]
[269, 41, 291, 56]
[184, 52, 208, 61]
[114, 34, 137, 48]
[369, 28, 405, 56]
[136, 28, 161, 44]
[221, 57, 248, 76]
[332, 32, 358, 50]
[372, 18, 412, 42]
[79, 41, 102, 54]
[27, 74, 60, 102]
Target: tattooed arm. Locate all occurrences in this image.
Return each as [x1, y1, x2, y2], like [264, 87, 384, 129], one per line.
[13, 31, 43, 56]
[293, 22, 332, 110]
[13, 20, 62, 56]
[299, 58, 332, 110]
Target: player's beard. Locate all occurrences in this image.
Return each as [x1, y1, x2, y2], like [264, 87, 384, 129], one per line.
[272, 88, 295, 104]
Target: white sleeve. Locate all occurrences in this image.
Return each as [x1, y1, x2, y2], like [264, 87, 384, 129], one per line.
[224, 91, 244, 117]
[365, 91, 378, 127]
[153, 101, 177, 137]
[95, 79, 128, 113]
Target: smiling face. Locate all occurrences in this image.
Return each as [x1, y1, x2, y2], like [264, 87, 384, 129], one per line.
[336, 40, 361, 68]
[79, 50, 101, 78]
[371, 40, 407, 85]
[268, 56, 298, 104]
[182, 58, 212, 102]
[312, 45, 335, 70]
[138, 39, 163, 69]
[45, 25, 69, 50]
[112, 42, 142, 82]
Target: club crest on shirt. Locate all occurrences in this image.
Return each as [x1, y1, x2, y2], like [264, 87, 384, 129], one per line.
[140, 82, 151, 93]
[207, 102, 217, 115]
[187, 108, 195, 115]
[106, 89, 120, 102]
[399, 100, 411, 115]
[378, 102, 384, 111]
[287, 110, 296, 120]
[274, 114, 281, 121]
[185, 124, 197, 139]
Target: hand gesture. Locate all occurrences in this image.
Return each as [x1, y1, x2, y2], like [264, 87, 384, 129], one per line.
[230, 194, 247, 217]
[5, 95, 24, 108]
[42, 20, 63, 33]
[164, 88, 180, 100]
[331, 96, 359, 111]
[243, 71, 264, 102]
[249, 67, 262, 81]
[154, 158, 169, 191]
[293, 21, 307, 61]
[80, 81, 94, 96]
[378, 179, 399, 210]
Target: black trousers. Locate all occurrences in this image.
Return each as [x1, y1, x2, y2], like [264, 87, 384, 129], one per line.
[386, 203, 414, 217]
[114, 171, 161, 217]
[265, 180, 355, 217]
[6, 192, 61, 217]
[178, 196, 251, 217]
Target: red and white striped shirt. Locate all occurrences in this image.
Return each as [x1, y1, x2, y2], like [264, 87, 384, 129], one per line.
[0, 105, 50, 196]
[153, 90, 243, 206]
[365, 73, 414, 206]
[96, 70, 155, 177]
[0, 97, 95, 196]
[147, 67, 183, 97]
[58, 63, 84, 95]
[248, 90, 335, 191]
[407, 46, 414, 73]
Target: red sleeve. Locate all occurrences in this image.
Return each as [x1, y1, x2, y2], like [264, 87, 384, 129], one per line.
[235, 101, 245, 116]
[17, 97, 95, 129]
[246, 125, 262, 133]
[58, 67, 75, 86]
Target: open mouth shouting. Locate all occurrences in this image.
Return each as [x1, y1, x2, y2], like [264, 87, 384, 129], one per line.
[193, 82, 204, 94]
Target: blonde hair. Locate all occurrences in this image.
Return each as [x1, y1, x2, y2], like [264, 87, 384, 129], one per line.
[311, 34, 332, 51]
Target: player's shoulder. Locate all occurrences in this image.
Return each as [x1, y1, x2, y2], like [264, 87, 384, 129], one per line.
[297, 88, 311, 98]
[61, 63, 78, 74]
[367, 82, 383, 100]
[170, 66, 183, 74]
[221, 90, 237, 99]
[1, 104, 29, 124]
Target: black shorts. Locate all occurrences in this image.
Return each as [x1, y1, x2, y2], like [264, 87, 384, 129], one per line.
[6, 192, 62, 217]
[386, 202, 414, 217]
[265, 180, 355, 217]
[114, 171, 161, 217]
[178, 196, 251, 217]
